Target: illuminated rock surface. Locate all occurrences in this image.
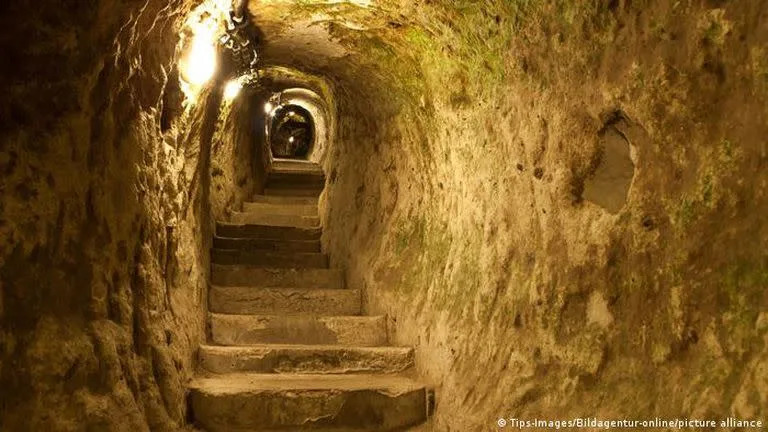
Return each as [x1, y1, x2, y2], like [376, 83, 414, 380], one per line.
[1, 0, 767, 430]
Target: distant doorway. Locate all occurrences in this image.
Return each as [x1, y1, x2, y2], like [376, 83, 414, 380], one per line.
[268, 104, 315, 159]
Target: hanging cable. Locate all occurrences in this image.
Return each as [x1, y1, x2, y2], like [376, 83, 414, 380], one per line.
[219, 0, 259, 76]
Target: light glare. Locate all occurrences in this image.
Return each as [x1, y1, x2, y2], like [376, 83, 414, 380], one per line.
[179, 0, 229, 106]
[224, 80, 242, 101]
[264, 102, 274, 114]
[185, 30, 217, 85]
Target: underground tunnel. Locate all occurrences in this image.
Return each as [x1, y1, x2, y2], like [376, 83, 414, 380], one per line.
[1, 0, 767, 431]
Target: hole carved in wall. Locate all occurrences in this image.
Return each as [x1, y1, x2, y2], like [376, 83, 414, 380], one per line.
[580, 111, 637, 214]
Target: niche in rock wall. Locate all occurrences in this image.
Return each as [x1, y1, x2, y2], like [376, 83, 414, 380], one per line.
[582, 113, 636, 214]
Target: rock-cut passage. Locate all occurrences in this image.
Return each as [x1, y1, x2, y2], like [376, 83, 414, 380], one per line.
[188, 158, 431, 431]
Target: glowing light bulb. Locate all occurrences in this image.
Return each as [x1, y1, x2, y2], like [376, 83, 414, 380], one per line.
[224, 80, 242, 101]
[288, 136, 295, 143]
[264, 102, 274, 114]
[185, 30, 217, 85]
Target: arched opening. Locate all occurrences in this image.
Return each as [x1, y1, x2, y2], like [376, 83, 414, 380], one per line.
[268, 104, 314, 159]
[261, 84, 333, 164]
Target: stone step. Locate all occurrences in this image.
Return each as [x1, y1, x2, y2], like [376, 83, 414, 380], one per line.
[268, 167, 325, 180]
[209, 286, 361, 315]
[216, 222, 321, 240]
[211, 249, 328, 268]
[266, 170, 325, 191]
[242, 200, 318, 217]
[269, 164, 324, 179]
[264, 186, 323, 197]
[189, 373, 427, 432]
[229, 211, 319, 228]
[210, 314, 387, 346]
[272, 158, 324, 173]
[213, 236, 321, 253]
[199, 344, 414, 374]
[250, 194, 318, 206]
[211, 265, 343, 289]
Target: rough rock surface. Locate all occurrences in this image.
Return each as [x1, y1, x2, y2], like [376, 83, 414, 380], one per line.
[0, 0, 223, 429]
[249, 0, 768, 429]
[306, 2, 768, 430]
[2, 0, 767, 430]
[210, 92, 268, 222]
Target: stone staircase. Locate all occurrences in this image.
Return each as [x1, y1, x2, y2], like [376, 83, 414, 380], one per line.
[188, 158, 431, 431]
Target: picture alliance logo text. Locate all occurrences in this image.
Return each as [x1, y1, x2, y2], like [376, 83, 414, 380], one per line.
[497, 417, 764, 429]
